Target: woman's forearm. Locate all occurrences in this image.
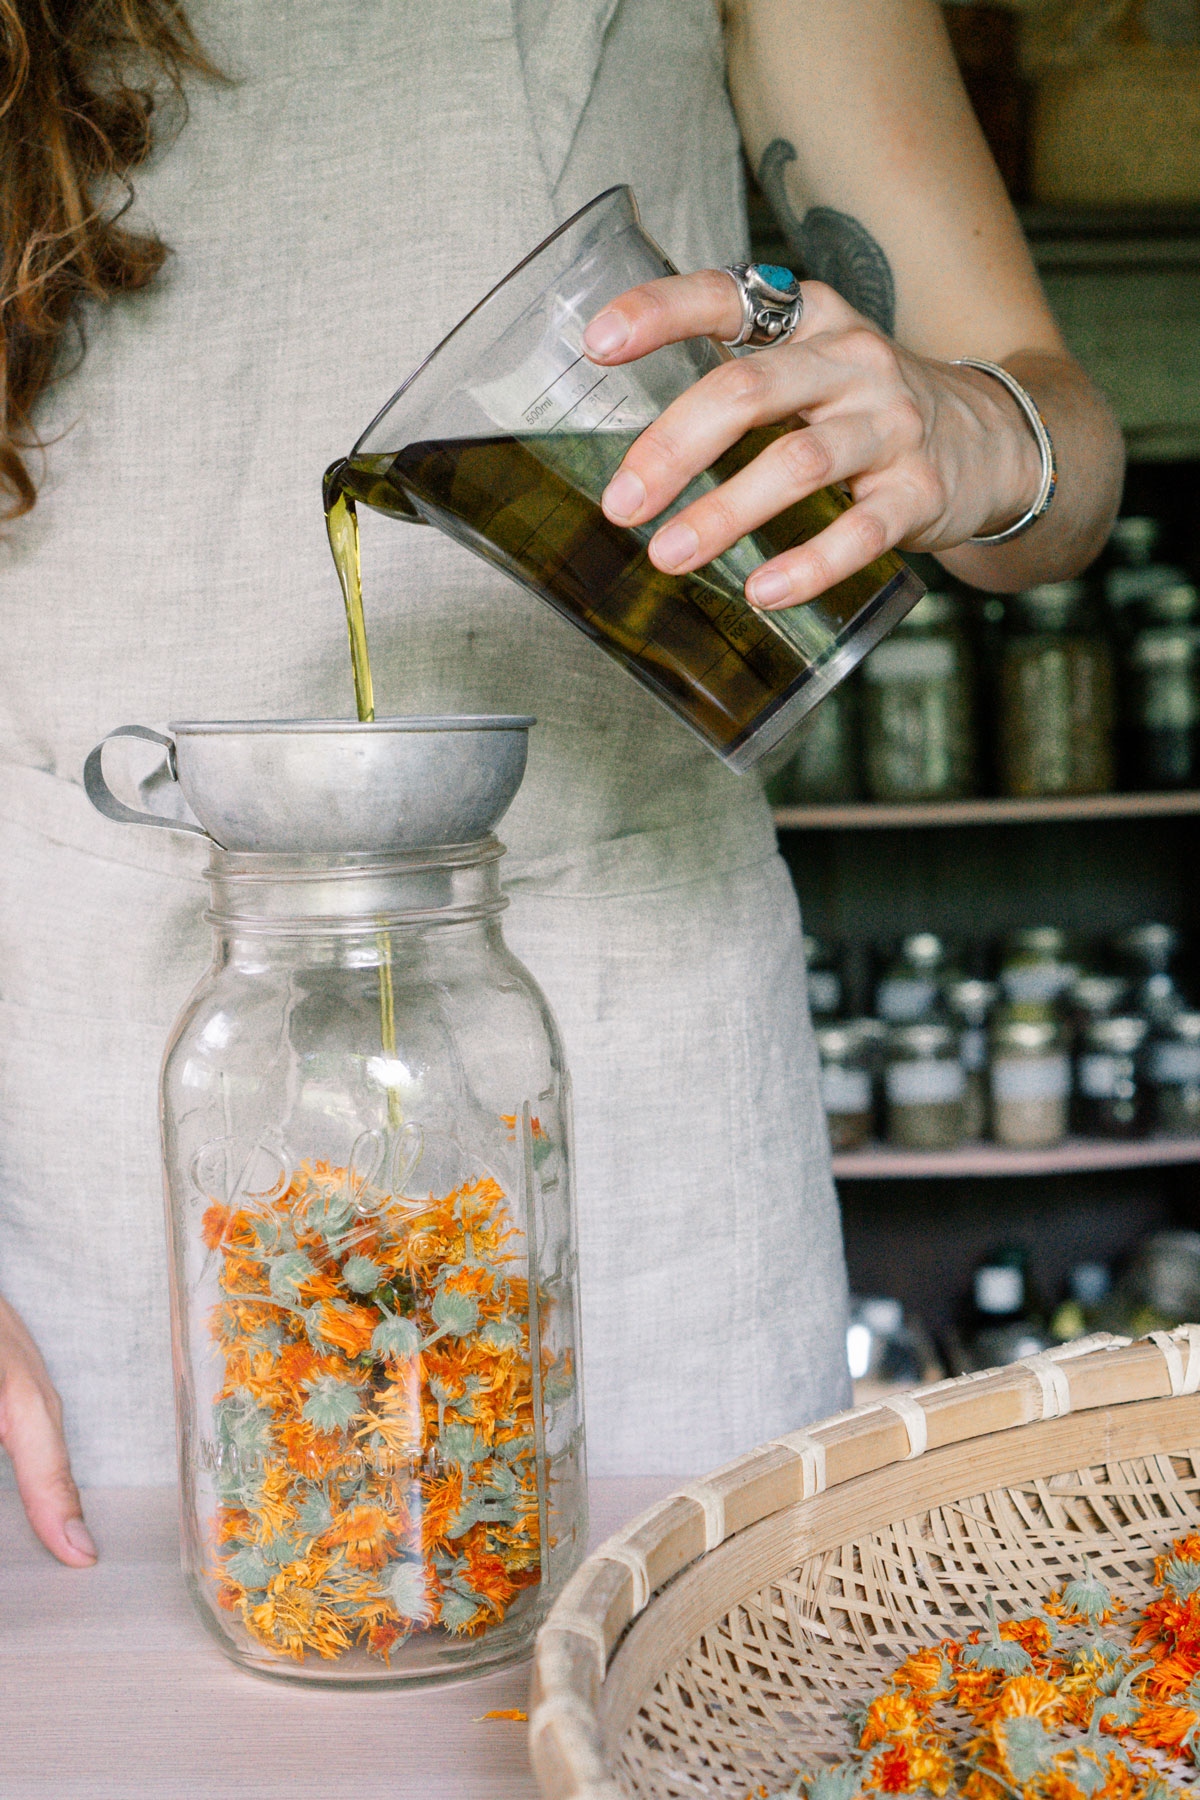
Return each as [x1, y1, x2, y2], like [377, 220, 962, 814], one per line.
[935, 349, 1125, 592]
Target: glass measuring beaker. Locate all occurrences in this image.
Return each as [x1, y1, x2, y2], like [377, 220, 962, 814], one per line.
[326, 186, 924, 771]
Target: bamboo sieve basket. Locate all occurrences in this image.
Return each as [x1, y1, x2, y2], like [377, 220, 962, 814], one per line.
[530, 1328, 1200, 1799]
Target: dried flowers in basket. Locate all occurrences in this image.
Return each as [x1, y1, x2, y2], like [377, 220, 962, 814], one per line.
[529, 1329, 1200, 1800]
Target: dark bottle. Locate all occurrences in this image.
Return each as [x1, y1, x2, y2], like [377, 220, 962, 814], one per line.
[962, 1246, 1047, 1370]
[1049, 1260, 1113, 1344]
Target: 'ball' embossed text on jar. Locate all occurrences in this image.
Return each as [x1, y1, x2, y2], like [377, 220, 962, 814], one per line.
[160, 842, 586, 1686]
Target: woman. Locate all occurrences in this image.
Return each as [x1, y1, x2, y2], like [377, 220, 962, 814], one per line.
[0, 0, 1121, 1569]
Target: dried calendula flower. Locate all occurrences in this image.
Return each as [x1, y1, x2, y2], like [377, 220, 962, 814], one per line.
[962, 1595, 1036, 1677]
[1048, 1559, 1124, 1628]
[204, 1157, 544, 1663]
[763, 1531, 1200, 1800]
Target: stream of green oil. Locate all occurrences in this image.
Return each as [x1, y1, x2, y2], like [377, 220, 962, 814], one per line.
[324, 478, 401, 1128]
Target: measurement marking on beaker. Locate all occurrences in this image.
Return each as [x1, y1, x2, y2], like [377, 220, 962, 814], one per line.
[586, 394, 629, 436]
[552, 373, 612, 431]
[523, 353, 587, 420]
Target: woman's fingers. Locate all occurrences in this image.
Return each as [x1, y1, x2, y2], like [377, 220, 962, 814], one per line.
[599, 328, 917, 533]
[745, 486, 912, 610]
[583, 270, 851, 364]
[0, 1298, 96, 1567]
[644, 411, 891, 576]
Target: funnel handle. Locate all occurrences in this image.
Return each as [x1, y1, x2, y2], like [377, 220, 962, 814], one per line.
[83, 726, 209, 838]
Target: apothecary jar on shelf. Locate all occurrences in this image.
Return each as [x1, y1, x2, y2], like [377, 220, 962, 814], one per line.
[160, 841, 586, 1686]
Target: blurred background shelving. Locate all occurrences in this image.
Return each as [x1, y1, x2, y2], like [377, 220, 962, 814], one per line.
[747, 0, 1200, 1387]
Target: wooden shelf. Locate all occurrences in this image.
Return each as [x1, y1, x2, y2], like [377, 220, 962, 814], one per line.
[772, 792, 1200, 830]
[832, 1136, 1200, 1179]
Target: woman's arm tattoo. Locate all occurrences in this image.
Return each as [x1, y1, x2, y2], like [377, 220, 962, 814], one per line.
[757, 138, 896, 336]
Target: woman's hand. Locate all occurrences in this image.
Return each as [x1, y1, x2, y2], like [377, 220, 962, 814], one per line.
[0, 1293, 96, 1565]
[582, 271, 1052, 609]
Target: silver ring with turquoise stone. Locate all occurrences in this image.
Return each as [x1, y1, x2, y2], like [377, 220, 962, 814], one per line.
[719, 262, 804, 348]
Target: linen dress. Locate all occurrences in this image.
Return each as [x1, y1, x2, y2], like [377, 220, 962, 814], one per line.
[0, 0, 851, 1484]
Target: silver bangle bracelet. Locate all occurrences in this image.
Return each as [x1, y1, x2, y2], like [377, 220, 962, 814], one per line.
[952, 357, 1058, 547]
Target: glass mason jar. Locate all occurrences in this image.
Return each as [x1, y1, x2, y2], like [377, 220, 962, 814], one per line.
[999, 926, 1080, 1008]
[989, 1005, 1071, 1149]
[998, 582, 1116, 797]
[860, 591, 976, 801]
[1126, 621, 1200, 790]
[1075, 1014, 1149, 1139]
[884, 1020, 966, 1150]
[1147, 1011, 1200, 1136]
[814, 1021, 875, 1151]
[1066, 973, 1131, 1038]
[764, 676, 861, 804]
[160, 842, 586, 1685]
[875, 932, 948, 1025]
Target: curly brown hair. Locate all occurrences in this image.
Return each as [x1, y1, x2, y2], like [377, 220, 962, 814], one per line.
[0, 0, 222, 518]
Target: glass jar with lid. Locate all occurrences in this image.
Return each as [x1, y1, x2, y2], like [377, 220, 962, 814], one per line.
[861, 591, 976, 801]
[160, 842, 586, 1685]
[884, 1021, 966, 1150]
[814, 1021, 875, 1151]
[944, 976, 998, 1141]
[1117, 921, 1181, 978]
[1104, 516, 1187, 620]
[1117, 923, 1189, 1026]
[764, 677, 861, 804]
[875, 933, 948, 1024]
[1125, 620, 1200, 790]
[989, 1004, 1071, 1149]
[999, 926, 1080, 1008]
[1146, 1011, 1200, 1136]
[999, 581, 1116, 796]
[1067, 972, 1131, 1038]
[1075, 1015, 1149, 1139]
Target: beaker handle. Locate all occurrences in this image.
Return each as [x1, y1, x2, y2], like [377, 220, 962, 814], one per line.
[83, 726, 209, 837]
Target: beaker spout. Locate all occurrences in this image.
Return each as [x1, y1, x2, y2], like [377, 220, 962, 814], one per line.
[323, 455, 425, 523]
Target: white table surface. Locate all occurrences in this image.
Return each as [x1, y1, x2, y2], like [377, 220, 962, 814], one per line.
[0, 1476, 678, 1800]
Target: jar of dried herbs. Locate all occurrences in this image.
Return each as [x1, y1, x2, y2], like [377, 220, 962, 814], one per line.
[998, 582, 1115, 796]
[815, 1021, 875, 1151]
[765, 676, 861, 803]
[1146, 1011, 1200, 1136]
[160, 842, 586, 1685]
[861, 592, 975, 801]
[1126, 620, 1200, 790]
[989, 1005, 1071, 1149]
[884, 1021, 966, 1150]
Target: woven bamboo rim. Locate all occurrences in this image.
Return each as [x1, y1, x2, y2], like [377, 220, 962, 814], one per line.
[529, 1327, 1200, 1800]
